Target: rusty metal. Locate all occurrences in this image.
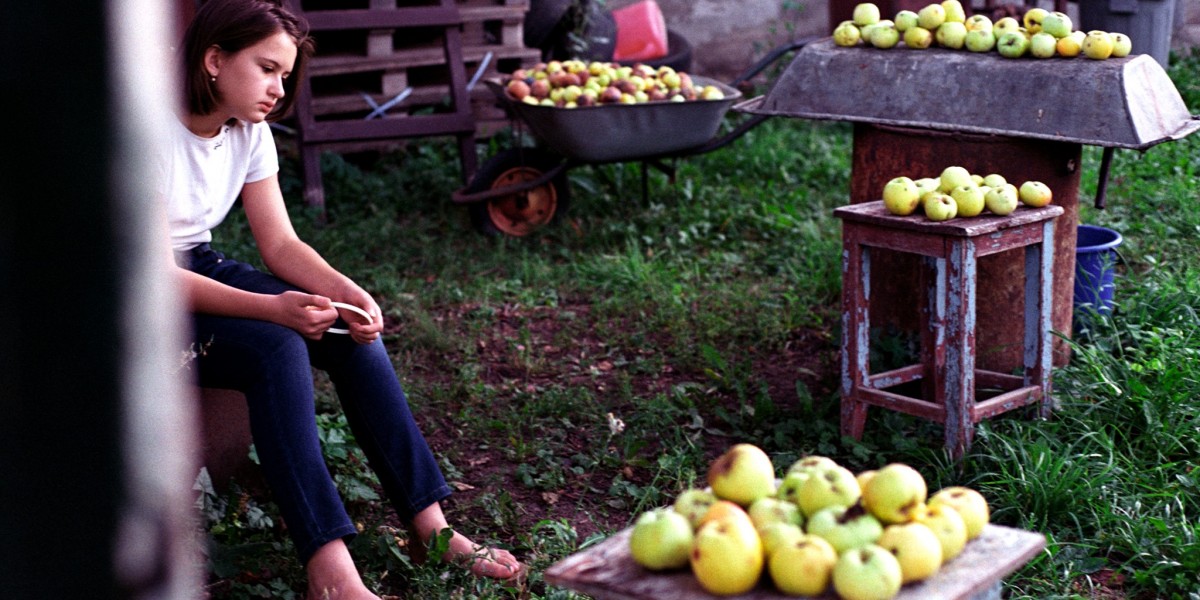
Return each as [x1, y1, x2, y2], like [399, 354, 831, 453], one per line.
[836, 202, 1061, 459]
[737, 39, 1200, 150]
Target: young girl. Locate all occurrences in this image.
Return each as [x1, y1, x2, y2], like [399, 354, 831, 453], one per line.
[164, 1, 522, 597]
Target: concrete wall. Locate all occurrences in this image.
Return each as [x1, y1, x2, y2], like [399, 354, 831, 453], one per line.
[604, 0, 1200, 81]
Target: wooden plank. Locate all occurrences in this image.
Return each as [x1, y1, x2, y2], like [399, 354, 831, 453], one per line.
[309, 43, 539, 77]
[545, 525, 1046, 600]
[834, 202, 1064, 238]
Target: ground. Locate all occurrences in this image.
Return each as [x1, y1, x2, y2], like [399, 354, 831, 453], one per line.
[400, 299, 840, 549]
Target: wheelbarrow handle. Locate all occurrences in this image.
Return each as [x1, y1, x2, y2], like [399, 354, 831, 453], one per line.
[730, 36, 820, 89]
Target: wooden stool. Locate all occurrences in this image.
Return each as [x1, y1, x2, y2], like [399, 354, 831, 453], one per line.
[835, 201, 1063, 459]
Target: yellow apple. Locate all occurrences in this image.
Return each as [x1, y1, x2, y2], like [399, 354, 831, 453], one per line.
[690, 513, 764, 595]
[629, 509, 694, 570]
[913, 503, 969, 562]
[862, 462, 928, 524]
[707, 443, 777, 506]
[878, 522, 943, 583]
[769, 534, 838, 596]
[929, 486, 990, 539]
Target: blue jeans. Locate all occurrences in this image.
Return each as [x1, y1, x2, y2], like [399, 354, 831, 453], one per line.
[177, 244, 451, 564]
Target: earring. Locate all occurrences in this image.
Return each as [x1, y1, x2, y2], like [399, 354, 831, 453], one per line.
[210, 76, 216, 82]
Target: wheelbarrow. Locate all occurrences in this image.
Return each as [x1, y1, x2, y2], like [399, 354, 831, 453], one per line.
[451, 37, 817, 236]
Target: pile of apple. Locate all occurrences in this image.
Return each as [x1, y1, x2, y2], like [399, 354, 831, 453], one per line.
[882, 165, 1052, 221]
[628, 443, 992, 599]
[502, 59, 725, 108]
[833, 1, 1133, 60]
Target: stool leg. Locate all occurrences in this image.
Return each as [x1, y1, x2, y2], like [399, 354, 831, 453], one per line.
[944, 240, 977, 460]
[1024, 221, 1056, 418]
[920, 255, 945, 403]
[841, 231, 870, 440]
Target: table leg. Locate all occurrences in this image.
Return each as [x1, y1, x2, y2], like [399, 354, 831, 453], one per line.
[841, 229, 870, 440]
[944, 239, 977, 460]
[1024, 221, 1056, 418]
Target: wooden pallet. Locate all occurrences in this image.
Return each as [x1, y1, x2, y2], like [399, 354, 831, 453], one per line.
[286, 0, 480, 212]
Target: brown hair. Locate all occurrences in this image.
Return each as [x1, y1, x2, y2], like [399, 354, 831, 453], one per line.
[180, 0, 314, 121]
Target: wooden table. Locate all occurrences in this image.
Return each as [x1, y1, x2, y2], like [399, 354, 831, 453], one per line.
[545, 524, 1045, 600]
[836, 202, 1064, 460]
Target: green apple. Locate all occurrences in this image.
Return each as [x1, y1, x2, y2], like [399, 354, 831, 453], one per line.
[923, 193, 957, 221]
[1082, 30, 1114, 59]
[951, 184, 986, 217]
[965, 28, 996, 52]
[629, 508, 694, 570]
[1023, 7, 1048, 33]
[1110, 32, 1132, 57]
[938, 165, 974, 193]
[870, 25, 902, 49]
[797, 464, 862, 517]
[1041, 11, 1073, 38]
[707, 443, 776, 506]
[936, 21, 968, 49]
[984, 183, 1020, 216]
[1019, 180, 1053, 207]
[690, 514, 764, 596]
[787, 455, 840, 476]
[982, 173, 1007, 188]
[776, 471, 811, 507]
[964, 14, 992, 32]
[929, 486, 990, 539]
[894, 10, 919, 32]
[853, 2, 882, 26]
[915, 177, 941, 198]
[997, 30, 1030, 58]
[1030, 31, 1058, 58]
[806, 504, 884, 553]
[673, 488, 717, 529]
[914, 503, 968, 562]
[903, 26, 935, 49]
[862, 462, 928, 524]
[917, 3, 946, 30]
[941, 0, 966, 23]
[834, 21, 863, 46]
[878, 522, 943, 583]
[882, 176, 921, 216]
[833, 544, 903, 600]
[748, 496, 803, 532]
[994, 16, 1021, 37]
[759, 521, 806, 557]
[769, 534, 838, 596]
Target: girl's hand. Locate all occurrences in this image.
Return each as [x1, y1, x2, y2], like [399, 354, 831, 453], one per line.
[333, 286, 383, 345]
[276, 291, 339, 339]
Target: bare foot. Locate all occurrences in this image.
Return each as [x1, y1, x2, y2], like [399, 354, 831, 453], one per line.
[444, 530, 524, 581]
[306, 539, 381, 600]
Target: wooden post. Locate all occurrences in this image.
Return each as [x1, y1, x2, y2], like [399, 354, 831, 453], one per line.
[0, 2, 200, 597]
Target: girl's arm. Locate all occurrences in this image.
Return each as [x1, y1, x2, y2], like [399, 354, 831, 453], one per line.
[179, 267, 340, 340]
[239, 175, 383, 344]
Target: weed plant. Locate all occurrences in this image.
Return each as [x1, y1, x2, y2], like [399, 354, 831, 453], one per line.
[198, 49, 1200, 598]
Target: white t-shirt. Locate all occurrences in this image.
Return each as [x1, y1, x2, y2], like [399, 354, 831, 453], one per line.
[161, 118, 279, 251]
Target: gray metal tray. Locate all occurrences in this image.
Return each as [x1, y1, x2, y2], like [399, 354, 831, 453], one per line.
[487, 76, 742, 162]
[736, 38, 1199, 150]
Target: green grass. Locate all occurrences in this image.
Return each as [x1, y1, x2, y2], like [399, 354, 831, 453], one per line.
[199, 48, 1200, 599]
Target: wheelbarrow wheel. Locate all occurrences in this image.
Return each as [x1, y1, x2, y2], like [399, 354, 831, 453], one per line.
[466, 148, 570, 237]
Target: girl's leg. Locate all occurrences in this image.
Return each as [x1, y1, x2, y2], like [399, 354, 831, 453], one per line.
[313, 338, 523, 579]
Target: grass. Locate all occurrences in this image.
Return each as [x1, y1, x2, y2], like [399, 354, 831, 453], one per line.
[198, 48, 1200, 599]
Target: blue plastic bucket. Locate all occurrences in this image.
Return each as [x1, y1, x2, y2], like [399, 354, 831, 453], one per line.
[1074, 225, 1123, 316]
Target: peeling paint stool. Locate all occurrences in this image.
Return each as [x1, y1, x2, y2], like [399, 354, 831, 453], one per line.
[835, 201, 1064, 460]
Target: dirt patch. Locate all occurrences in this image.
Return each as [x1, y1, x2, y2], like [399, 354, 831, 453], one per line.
[396, 301, 840, 546]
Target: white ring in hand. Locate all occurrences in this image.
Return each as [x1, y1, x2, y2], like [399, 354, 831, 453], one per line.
[326, 301, 374, 335]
